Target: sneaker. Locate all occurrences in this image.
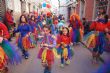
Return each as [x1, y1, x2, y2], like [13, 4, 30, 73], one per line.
[65, 60, 70, 65]
[60, 64, 64, 68]
[44, 66, 51, 73]
[25, 56, 29, 59]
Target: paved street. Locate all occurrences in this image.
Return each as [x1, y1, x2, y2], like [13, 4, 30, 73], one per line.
[8, 39, 110, 73]
[0, 0, 110, 73]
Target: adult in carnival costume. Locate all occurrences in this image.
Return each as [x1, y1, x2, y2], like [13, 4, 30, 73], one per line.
[85, 14, 108, 64]
[69, 13, 84, 44]
[0, 22, 21, 70]
[38, 25, 56, 73]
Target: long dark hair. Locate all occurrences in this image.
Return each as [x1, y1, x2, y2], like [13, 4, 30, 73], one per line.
[60, 27, 70, 37]
[104, 15, 109, 24]
[19, 15, 28, 24]
[31, 15, 36, 22]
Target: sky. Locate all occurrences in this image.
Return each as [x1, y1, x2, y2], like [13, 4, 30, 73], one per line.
[50, 0, 76, 13]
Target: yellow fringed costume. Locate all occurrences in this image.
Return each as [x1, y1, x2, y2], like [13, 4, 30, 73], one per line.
[42, 49, 47, 63]
[87, 34, 96, 48]
[63, 48, 68, 59]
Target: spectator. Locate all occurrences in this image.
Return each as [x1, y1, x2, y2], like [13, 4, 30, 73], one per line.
[5, 9, 14, 30]
[82, 18, 89, 35]
[5, 9, 15, 41]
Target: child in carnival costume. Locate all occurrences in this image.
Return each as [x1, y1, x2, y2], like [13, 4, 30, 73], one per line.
[69, 13, 84, 44]
[53, 15, 58, 32]
[36, 15, 43, 32]
[38, 25, 56, 73]
[14, 15, 31, 59]
[94, 32, 110, 73]
[56, 27, 74, 68]
[46, 12, 56, 35]
[29, 15, 38, 47]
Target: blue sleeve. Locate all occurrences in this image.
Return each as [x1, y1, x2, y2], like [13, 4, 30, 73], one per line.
[27, 24, 32, 32]
[51, 24, 55, 34]
[50, 37, 56, 48]
[14, 25, 21, 33]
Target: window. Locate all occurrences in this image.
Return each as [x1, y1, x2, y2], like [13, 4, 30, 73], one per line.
[95, 0, 108, 18]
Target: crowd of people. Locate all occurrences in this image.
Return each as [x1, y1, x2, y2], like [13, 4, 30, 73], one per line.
[0, 8, 110, 73]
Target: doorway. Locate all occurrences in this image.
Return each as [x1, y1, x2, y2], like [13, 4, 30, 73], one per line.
[0, 0, 6, 22]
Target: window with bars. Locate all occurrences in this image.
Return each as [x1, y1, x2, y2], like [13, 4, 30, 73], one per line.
[95, 0, 109, 18]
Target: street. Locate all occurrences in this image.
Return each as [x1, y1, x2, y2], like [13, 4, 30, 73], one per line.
[8, 38, 110, 73]
[0, 0, 110, 73]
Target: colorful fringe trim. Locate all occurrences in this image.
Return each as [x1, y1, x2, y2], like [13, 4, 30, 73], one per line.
[86, 33, 96, 48]
[0, 47, 7, 70]
[83, 31, 95, 41]
[38, 48, 54, 64]
[41, 49, 54, 64]
[0, 40, 21, 65]
[57, 45, 74, 59]
[22, 37, 31, 50]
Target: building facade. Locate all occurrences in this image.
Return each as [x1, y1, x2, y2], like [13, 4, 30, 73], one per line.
[0, 0, 38, 23]
[75, 0, 110, 21]
[59, 0, 68, 21]
[59, 0, 76, 21]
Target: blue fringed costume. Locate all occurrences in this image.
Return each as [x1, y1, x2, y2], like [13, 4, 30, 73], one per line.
[14, 23, 31, 59]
